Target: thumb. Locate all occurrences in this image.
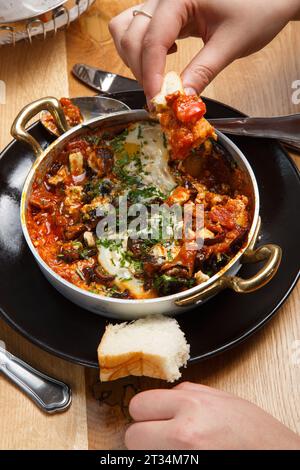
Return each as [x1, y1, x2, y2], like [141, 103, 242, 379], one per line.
[181, 38, 234, 94]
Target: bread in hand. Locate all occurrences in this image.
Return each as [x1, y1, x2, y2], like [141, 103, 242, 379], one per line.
[151, 71, 216, 160]
[152, 71, 184, 110]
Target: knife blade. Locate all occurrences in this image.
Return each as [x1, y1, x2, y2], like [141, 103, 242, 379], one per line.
[72, 63, 143, 95]
[209, 115, 300, 143]
[71, 67, 300, 153]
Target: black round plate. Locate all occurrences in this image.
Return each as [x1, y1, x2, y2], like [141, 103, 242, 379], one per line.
[0, 95, 299, 368]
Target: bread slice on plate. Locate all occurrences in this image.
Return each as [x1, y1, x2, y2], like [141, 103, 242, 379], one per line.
[98, 315, 190, 383]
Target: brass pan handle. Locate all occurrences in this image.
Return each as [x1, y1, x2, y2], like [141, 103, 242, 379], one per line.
[11, 97, 69, 158]
[175, 243, 282, 307]
[228, 243, 282, 292]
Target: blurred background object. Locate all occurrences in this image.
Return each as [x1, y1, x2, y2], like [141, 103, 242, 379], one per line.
[0, 0, 95, 45]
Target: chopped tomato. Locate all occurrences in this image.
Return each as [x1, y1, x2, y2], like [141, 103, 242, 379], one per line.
[170, 127, 194, 160]
[60, 98, 83, 127]
[172, 95, 206, 124]
[29, 187, 59, 210]
[209, 206, 236, 230]
[158, 91, 214, 160]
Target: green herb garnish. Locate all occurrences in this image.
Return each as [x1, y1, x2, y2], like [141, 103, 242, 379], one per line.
[83, 135, 102, 146]
[110, 129, 129, 153]
[154, 274, 196, 295]
[128, 186, 165, 204]
[96, 238, 122, 250]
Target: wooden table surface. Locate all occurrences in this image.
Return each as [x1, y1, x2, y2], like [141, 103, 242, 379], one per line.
[0, 0, 299, 450]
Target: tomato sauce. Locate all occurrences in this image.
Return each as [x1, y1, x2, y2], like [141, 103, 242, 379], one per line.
[26, 120, 252, 299]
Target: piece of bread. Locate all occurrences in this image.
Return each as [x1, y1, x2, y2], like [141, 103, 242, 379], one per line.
[152, 71, 183, 110]
[98, 315, 190, 383]
[151, 71, 216, 160]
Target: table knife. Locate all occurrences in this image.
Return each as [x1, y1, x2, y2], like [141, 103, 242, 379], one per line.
[72, 63, 143, 94]
[209, 116, 300, 150]
[72, 64, 300, 153]
[0, 342, 71, 413]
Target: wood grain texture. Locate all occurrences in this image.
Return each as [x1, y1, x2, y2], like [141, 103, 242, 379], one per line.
[0, 0, 299, 450]
[66, 2, 300, 449]
[0, 34, 67, 148]
[0, 34, 88, 450]
[66, 0, 143, 98]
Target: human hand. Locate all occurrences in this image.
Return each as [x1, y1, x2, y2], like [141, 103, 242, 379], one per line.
[125, 382, 300, 450]
[109, 0, 300, 100]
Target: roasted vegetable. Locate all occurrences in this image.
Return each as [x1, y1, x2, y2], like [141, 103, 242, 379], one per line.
[27, 120, 251, 299]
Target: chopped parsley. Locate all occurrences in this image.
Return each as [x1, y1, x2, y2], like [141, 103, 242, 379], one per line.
[80, 247, 97, 260]
[120, 250, 143, 273]
[113, 152, 141, 186]
[71, 241, 83, 250]
[154, 275, 196, 295]
[83, 134, 102, 146]
[105, 285, 120, 296]
[128, 186, 165, 204]
[110, 129, 129, 153]
[96, 238, 123, 250]
[83, 178, 112, 201]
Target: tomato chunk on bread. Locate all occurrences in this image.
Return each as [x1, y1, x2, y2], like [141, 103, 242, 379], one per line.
[152, 71, 216, 160]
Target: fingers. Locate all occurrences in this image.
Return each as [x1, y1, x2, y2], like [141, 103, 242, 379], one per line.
[108, 6, 136, 67]
[141, 0, 185, 99]
[117, 0, 160, 84]
[109, 1, 235, 98]
[129, 389, 182, 421]
[119, 14, 151, 84]
[174, 381, 233, 399]
[181, 34, 235, 94]
[174, 381, 208, 392]
[125, 420, 174, 450]
[109, 0, 184, 100]
[109, 1, 160, 84]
